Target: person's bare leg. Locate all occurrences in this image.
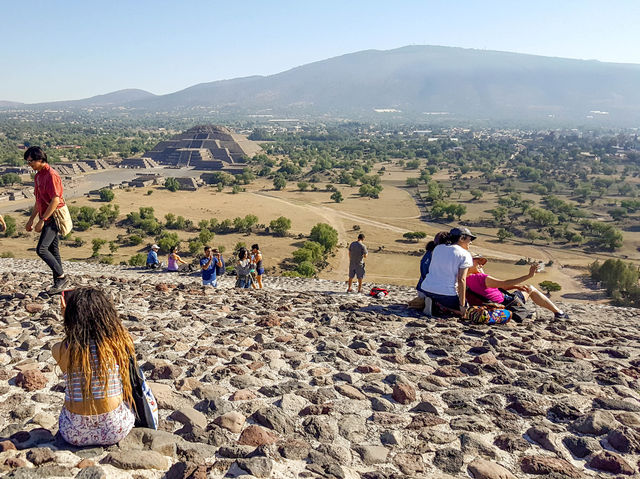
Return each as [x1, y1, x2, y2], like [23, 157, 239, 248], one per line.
[256, 274, 263, 289]
[357, 278, 363, 293]
[528, 286, 562, 314]
[347, 277, 354, 292]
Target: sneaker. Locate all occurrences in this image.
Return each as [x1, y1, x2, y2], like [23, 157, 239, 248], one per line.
[48, 276, 70, 295]
[423, 296, 433, 317]
[554, 311, 570, 320]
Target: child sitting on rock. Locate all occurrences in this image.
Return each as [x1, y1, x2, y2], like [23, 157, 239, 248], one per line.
[52, 287, 136, 446]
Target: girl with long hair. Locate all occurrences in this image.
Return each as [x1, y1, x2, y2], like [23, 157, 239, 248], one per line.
[52, 287, 136, 446]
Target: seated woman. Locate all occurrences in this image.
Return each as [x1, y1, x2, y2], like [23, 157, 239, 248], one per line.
[52, 288, 136, 446]
[418, 227, 475, 316]
[466, 256, 569, 319]
[235, 247, 253, 288]
[167, 245, 189, 272]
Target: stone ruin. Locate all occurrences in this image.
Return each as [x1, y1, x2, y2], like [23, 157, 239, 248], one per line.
[141, 125, 261, 173]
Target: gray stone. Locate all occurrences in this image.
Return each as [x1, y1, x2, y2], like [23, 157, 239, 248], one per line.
[236, 457, 273, 478]
[252, 406, 295, 434]
[468, 458, 517, 479]
[353, 445, 389, 465]
[433, 447, 464, 474]
[571, 410, 618, 435]
[75, 467, 108, 479]
[169, 407, 208, 430]
[101, 450, 170, 470]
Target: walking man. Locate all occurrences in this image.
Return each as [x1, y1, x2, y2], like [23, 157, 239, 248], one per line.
[200, 245, 222, 287]
[24, 146, 69, 294]
[347, 233, 368, 293]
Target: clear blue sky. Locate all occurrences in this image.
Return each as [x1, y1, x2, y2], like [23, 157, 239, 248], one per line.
[2, 0, 638, 103]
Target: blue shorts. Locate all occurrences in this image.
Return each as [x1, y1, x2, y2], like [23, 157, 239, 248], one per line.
[202, 278, 218, 287]
[257, 268, 265, 276]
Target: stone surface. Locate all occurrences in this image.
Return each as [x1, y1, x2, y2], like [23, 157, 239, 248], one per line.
[0, 259, 636, 479]
[14, 369, 47, 391]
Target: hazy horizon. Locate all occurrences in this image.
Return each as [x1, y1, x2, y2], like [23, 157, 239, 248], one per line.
[2, 0, 639, 103]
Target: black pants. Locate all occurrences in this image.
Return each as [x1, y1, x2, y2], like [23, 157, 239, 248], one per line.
[36, 220, 64, 279]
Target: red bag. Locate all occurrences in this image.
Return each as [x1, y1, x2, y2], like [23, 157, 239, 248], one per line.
[370, 287, 388, 298]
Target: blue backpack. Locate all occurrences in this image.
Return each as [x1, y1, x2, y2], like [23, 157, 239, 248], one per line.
[215, 256, 225, 276]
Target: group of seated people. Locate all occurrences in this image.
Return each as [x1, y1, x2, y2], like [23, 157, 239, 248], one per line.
[145, 243, 264, 289]
[416, 227, 568, 319]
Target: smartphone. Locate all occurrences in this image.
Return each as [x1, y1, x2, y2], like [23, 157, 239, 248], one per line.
[536, 262, 545, 272]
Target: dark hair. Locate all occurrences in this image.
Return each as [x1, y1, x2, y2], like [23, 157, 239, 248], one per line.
[435, 232, 462, 245]
[24, 146, 47, 163]
[433, 231, 448, 245]
[425, 240, 436, 252]
[170, 246, 177, 253]
[251, 244, 259, 251]
[357, 233, 365, 241]
[238, 247, 248, 260]
[62, 288, 134, 411]
[203, 246, 210, 252]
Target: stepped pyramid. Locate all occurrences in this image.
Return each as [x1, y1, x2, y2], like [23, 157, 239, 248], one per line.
[143, 125, 261, 173]
[0, 258, 637, 478]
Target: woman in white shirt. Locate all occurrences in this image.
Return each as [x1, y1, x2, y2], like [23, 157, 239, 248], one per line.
[418, 227, 475, 316]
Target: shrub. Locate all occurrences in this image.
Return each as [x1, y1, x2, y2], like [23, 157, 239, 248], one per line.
[539, 281, 561, 296]
[496, 228, 513, 242]
[331, 191, 343, 203]
[3, 215, 16, 237]
[273, 176, 287, 190]
[99, 188, 115, 202]
[165, 177, 180, 192]
[129, 234, 143, 245]
[269, 216, 292, 237]
[309, 223, 338, 252]
[128, 253, 146, 266]
[146, 190, 153, 195]
[155, 231, 180, 253]
[296, 261, 316, 277]
[0, 252, 15, 258]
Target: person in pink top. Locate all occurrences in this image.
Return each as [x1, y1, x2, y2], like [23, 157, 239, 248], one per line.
[466, 255, 568, 319]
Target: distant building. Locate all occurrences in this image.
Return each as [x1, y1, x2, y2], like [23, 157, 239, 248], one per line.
[119, 157, 159, 169]
[142, 125, 261, 173]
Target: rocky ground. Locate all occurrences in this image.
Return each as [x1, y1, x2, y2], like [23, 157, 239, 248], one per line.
[0, 258, 639, 479]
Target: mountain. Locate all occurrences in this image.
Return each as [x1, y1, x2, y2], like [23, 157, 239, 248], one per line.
[14, 89, 157, 109]
[6, 46, 640, 124]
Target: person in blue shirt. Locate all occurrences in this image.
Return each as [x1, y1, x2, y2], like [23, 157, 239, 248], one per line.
[200, 245, 222, 287]
[146, 244, 161, 269]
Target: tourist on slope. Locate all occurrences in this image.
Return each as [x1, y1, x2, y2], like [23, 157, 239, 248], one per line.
[24, 146, 69, 294]
[347, 233, 368, 293]
[251, 244, 264, 289]
[52, 288, 136, 446]
[167, 245, 189, 272]
[235, 247, 253, 288]
[418, 227, 474, 316]
[200, 245, 222, 287]
[146, 244, 161, 269]
[467, 255, 569, 319]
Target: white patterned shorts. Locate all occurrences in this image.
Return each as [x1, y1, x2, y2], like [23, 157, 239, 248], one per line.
[58, 402, 135, 446]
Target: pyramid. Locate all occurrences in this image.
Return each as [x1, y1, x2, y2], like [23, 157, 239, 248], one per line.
[142, 125, 261, 172]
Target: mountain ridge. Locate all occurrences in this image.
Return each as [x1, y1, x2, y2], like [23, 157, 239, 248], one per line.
[4, 45, 640, 124]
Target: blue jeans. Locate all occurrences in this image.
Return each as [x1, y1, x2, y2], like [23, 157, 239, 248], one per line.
[236, 275, 252, 288]
[423, 292, 460, 310]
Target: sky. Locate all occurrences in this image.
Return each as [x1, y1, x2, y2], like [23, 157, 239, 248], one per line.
[2, 0, 639, 103]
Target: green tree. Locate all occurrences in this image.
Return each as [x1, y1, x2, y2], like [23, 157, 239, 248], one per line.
[539, 281, 561, 296]
[165, 177, 180, 192]
[108, 241, 118, 254]
[470, 189, 483, 201]
[99, 188, 115, 202]
[331, 191, 344, 203]
[92, 238, 107, 257]
[273, 176, 287, 190]
[590, 259, 640, 297]
[269, 216, 292, 236]
[310, 223, 339, 252]
[496, 228, 513, 242]
[155, 232, 180, 253]
[297, 181, 309, 191]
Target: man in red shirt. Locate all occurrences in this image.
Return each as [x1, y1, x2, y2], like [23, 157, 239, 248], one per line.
[25, 147, 69, 294]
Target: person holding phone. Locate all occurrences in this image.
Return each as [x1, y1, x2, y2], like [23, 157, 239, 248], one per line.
[200, 245, 222, 287]
[466, 256, 569, 319]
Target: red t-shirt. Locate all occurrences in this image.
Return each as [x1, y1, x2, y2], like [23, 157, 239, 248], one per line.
[34, 164, 65, 220]
[466, 272, 505, 303]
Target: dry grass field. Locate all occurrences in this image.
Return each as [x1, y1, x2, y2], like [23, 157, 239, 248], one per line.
[0, 164, 632, 303]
